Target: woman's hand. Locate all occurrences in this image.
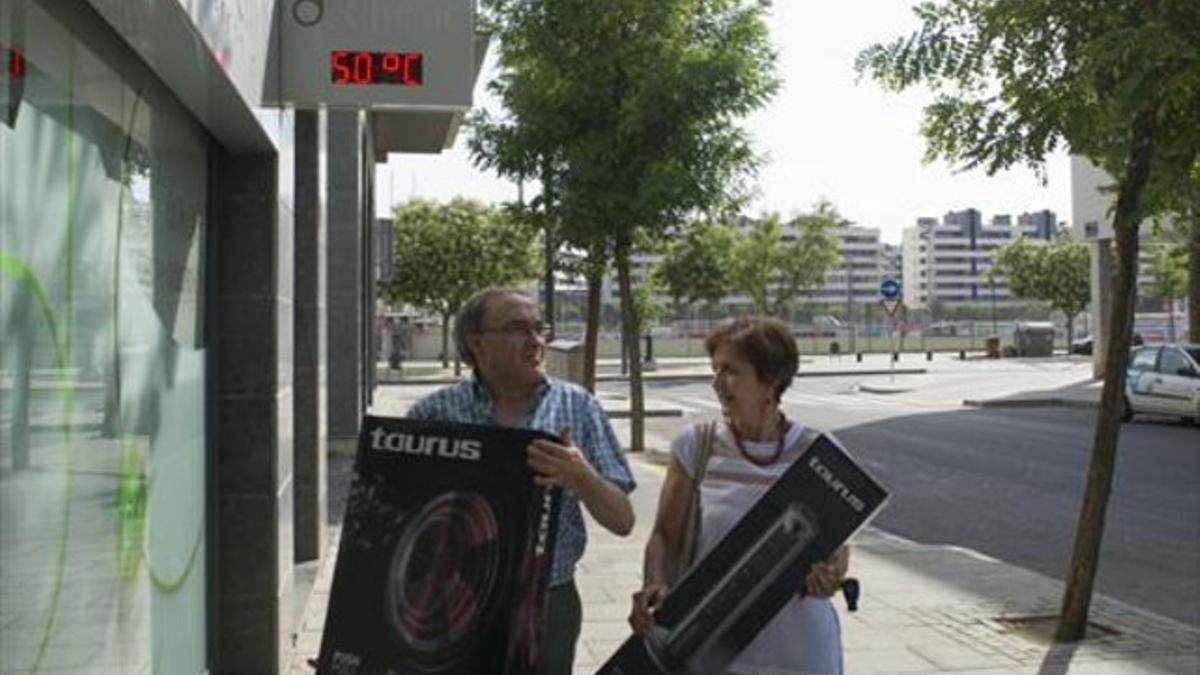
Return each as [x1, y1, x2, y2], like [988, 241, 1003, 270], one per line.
[629, 584, 670, 637]
[802, 545, 850, 598]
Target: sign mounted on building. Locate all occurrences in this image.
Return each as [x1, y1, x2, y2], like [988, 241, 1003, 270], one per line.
[271, 0, 477, 109]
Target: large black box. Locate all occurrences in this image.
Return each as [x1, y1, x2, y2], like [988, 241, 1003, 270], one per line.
[316, 416, 562, 675]
[597, 432, 888, 675]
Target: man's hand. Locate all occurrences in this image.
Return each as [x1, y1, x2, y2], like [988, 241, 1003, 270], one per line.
[529, 427, 635, 536]
[629, 584, 669, 637]
[527, 428, 594, 490]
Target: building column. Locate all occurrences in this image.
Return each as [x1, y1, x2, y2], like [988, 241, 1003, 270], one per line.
[326, 111, 364, 452]
[214, 151, 295, 673]
[1089, 239, 1115, 379]
[294, 110, 327, 562]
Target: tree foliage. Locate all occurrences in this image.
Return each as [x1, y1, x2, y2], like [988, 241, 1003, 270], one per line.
[381, 198, 540, 371]
[990, 237, 1090, 345]
[632, 275, 666, 334]
[1148, 238, 1188, 341]
[728, 202, 842, 315]
[471, 0, 779, 452]
[652, 222, 737, 311]
[1149, 241, 1188, 304]
[728, 215, 784, 315]
[1150, 160, 1200, 340]
[857, 0, 1200, 641]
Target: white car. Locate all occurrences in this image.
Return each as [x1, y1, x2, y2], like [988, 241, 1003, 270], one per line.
[1124, 343, 1200, 424]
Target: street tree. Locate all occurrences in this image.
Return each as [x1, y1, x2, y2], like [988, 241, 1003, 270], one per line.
[729, 204, 842, 315]
[782, 201, 845, 315]
[381, 198, 540, 375]
[632, 275, 667, 336]
[1148, 241, 1187, 342]
[472, 0, 779, 452]
[857, 0, 1200, 640]
[728, 215, 784, 315]
[990, 237, 1091, 348]
[652, 221, 737, 314]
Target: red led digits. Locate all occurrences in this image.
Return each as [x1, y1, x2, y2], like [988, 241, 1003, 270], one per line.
[331, 50, 351, 84]
[352, 51, 372, 84]
[329, 51, 423, 86]
[382, 52, 401, 74]
[8, 48, 25, 79]
[401, 53, 421, 86]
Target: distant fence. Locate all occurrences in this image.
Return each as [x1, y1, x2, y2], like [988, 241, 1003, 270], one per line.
[392, 315, 1190, 362]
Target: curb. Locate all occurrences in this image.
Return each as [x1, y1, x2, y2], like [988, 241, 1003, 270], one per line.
[962, 397, 1099, 410]
[857, 383, 918, 395]
[605, 407, 684, 419]
[384, 367, 929, 387]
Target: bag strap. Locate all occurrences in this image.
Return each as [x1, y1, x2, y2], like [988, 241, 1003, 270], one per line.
[671, 420, 718, 584]
[693, 419, 717, 485]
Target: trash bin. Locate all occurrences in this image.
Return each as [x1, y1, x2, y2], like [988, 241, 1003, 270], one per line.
[546, 340, 586, 385]
[1014, 322, 1055, 357]
[985, 336, 1001, 359]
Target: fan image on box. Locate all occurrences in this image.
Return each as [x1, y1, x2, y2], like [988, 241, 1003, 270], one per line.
[316, 417, 561, 675]
[384, 491, 502, 668]
[645, 504, 818, 673]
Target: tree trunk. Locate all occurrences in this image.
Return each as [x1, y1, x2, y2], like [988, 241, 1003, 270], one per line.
[1189, 212, 1199, 342]
[583, 267, 603, 393]
[615, 237, 645, 453]
[1056, 100, 1160, 642]
[441, 311, 451, 369]
[1065, 313, 1075, 354]
[544, 228, 556, 341]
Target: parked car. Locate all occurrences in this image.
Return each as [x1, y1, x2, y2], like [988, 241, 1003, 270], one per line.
[1071, 336, 1093, 355]
[1071, 333, 1144, 356]
[1124, 343, 1200, 424]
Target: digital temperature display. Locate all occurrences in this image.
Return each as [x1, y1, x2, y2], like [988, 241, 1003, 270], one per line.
[330, 50, 423, 86]
[7, 48, 24, 79]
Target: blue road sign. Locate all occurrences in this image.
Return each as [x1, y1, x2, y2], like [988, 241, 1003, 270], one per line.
[879, 278, 900, 300]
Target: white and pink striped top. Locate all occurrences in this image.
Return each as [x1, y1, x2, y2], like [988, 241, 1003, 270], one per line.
[673, 421, 844, 675]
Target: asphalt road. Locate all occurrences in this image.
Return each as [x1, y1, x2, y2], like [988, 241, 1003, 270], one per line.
[626, 378, 1200, 627]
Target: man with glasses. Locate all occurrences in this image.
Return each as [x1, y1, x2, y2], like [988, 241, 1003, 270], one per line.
[408, 286, 636, 674]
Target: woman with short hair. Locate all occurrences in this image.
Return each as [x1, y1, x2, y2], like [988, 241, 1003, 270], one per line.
[630, 316, 849, 675]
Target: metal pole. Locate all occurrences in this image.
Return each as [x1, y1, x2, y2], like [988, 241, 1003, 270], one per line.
[845, 244, 855, 353]
[990, 276, 998, 335]
[889, 313, 896, 383]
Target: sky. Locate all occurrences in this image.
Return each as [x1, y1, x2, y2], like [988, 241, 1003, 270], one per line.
[375, 2, 1074, 245]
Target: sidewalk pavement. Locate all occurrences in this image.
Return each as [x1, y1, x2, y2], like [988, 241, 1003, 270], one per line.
[291, 362, 1196, 674]
[382, 354, 1105, 411]
[857, 369, 1104, 410]
[378, 354, 931, 386]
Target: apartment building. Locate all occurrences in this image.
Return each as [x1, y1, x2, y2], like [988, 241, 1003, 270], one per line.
[902, 208, 1057, 309]
[804, 221, 899, 313]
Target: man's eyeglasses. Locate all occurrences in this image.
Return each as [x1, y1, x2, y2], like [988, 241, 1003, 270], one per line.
[477, 321, 548, 338]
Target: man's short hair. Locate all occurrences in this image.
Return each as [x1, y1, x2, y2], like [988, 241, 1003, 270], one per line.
[455, 287, 531, 368]
[704, 316, 798, 401]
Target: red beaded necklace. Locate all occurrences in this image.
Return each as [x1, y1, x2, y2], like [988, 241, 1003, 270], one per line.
[729, 413, 791, 466]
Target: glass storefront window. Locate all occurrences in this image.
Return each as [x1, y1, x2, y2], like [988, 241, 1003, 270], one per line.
[2, 2, 209, 673]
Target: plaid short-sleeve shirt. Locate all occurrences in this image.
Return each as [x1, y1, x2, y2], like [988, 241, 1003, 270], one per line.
[407, 373, 635, 587]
